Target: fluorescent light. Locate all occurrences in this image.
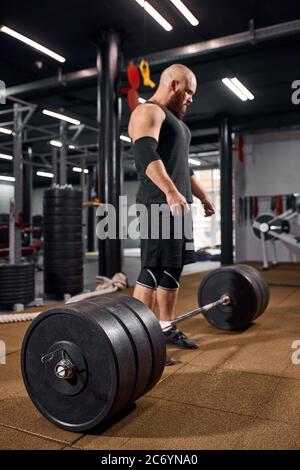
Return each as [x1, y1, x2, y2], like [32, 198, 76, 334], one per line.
[43, 109, 80, 125]
[190, 151, 219, 158]
[73, 167, 89, 174]
[36, 171, 54, 178]
[138, 97, 146, 104]
[0, 127, 13, 135]
[50, 140, 75, 150]
[134, 1, 173, 31]
[231, 77, 254, 100]
[50, 140, 62, 148]
[0, 153, 13, 160]
[0, 26, 65, 63]
[0, 175, 15, 182]
[222, 78, 248, 101]
[169, 0, 199, 26]
[120, 135, 132, 143]
[188, 158, 202, 166]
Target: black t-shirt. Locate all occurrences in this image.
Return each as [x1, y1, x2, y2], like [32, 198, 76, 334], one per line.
[135, 103, 194, 204]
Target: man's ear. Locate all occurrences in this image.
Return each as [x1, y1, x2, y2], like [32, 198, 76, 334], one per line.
[170, 79, 179, 91]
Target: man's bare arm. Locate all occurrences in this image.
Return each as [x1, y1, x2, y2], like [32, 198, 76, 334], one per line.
[191, 174, 216, 217]
[190, 175, 208, 202]
[129, 104, 189, 214]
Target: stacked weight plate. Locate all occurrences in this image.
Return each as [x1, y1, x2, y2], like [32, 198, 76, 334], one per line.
[0, 263, 35, 307]
[43, 187, 83, 298]
[21, 294, 166, 432]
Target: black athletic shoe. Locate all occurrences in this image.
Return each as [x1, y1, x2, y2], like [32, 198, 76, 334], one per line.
[164, 326, 199, 349]
[165, 354, 175, 366]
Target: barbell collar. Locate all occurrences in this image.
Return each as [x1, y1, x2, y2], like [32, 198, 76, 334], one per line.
[54, 358, 76, 380]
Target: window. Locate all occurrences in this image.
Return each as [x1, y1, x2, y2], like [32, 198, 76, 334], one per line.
[192, 169, 221, 250]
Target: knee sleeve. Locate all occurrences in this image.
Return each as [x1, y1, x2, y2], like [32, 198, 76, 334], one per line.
[158, 267, 183, 291]
[136, 267, 164, 290]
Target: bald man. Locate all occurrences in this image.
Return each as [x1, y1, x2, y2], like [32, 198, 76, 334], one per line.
[128, 64, 215, 366]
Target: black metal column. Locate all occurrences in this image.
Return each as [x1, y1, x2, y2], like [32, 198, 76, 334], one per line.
[52, 147, 58, 184]
[97, 31, 122, 277]
[23, 144, 33, 243]
[87, 166, 95, 252]
[219, 115, 233, 265]
[59, 121, 67, 185]
[13, 103, 23, 264]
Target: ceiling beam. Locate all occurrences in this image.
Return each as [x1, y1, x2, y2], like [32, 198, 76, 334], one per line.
[4, 19, 300, 98]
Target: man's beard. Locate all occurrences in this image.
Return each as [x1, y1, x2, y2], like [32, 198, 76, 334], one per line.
[167, 90, 187, 120]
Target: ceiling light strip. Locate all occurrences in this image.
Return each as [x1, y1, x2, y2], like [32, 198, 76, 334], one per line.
[0, 26, 65, 63]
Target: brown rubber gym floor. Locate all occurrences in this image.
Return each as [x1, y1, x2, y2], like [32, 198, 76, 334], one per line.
[0, 262, 300, 450]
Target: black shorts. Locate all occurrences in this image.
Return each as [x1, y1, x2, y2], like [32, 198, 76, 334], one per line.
[138, 203, 195, 268]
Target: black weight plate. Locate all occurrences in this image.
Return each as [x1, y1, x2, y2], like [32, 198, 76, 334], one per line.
[44, 232, 83, 243]
[0, 275, 35, 286]
[0, 286, 35, 296]
[44, 250, 83, 259]
[44, 283, 83, 296]
[44, 278, 83, 288]
[0, 283, 34, 302]
[199, 267, 258, 331]
[21, 302, 135, 432]
[44, 199, 82, 209]
[44, 253, 83, 269]
[43, 247, 83, 256]
[44, 274, 83, 285]
[233, 265, 263, 317]
[0, 263, 34, 273]
[44, 207, 82, 217]
[44, 252, 83, 261]
[44, 267, 83, 277]
[226, 265, 262, 319]
[44, 259, 83, 269]
[44, 216, 82, 225]
[0, 283, 35, 294]
[44, 189, 82, 200]
[44, 260, 83, 268]
[259, 278, 270, 315]
[253, 214, 274, 241]
[0, 290, 35, 300]
[85, 295, 153, 402]
[44, 225, 82, 234]
[113, 295, 165, 394]
[0, 289, 34, 304]
[0, 273, 35, 283]
[236, 265, 269, 317]
[44, 241, 83, 250]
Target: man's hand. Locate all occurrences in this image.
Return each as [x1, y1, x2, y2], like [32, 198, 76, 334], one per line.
[202, 197, 215, 217]
[166, 190, 190, 216]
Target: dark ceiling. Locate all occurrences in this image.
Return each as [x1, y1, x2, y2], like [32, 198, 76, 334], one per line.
[1, 0, 300, 182]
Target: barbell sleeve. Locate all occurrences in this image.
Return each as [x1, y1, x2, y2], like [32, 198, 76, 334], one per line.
[160, 294, 231, 333]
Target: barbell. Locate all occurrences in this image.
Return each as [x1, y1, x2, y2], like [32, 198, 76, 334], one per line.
[21, 264, 269, 432]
